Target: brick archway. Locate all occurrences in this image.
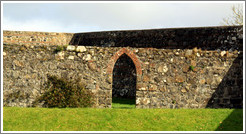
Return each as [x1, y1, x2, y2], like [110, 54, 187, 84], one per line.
[107, 48, 142, 107]
[107, 48, 142, 76]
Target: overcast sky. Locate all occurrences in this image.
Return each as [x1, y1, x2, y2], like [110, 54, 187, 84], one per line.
[2, 2, 244, 33]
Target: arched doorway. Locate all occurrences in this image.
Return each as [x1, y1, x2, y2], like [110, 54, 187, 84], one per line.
[106, 48, 142, 108]
[112, 54, 136, 108]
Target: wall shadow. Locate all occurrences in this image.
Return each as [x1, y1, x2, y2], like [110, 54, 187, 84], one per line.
[205, 53, 243, 131]
[112, 54, 136, 106]
[215, 109, 243, 131]
[69, 26, 243, 50]
[206, 53, 243, 108]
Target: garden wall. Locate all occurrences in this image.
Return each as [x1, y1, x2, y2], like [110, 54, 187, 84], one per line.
[3, 30, 74, 46]
[3, 26, 243, 108]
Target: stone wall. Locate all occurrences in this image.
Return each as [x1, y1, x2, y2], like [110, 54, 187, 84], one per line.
[134, 48, 243, 108]
[3, 26, 243, 108]
[70, 26, 243, 50]
[3, 30, 74, 46]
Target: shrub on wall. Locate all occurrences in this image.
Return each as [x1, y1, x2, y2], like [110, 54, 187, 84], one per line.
[54, 45, 67, 53]
[34, 75, 94, 108]
[189, 65, 195, 71]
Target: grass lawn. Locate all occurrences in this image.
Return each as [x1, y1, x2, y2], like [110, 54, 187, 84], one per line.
[3, 99, 243, 131]
[112, 97, 135, 109]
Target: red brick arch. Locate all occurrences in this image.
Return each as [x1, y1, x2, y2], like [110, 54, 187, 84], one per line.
[107, 48, 142, 76]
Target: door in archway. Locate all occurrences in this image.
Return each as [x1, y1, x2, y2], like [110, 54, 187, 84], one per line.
[112, 54, 136, 108]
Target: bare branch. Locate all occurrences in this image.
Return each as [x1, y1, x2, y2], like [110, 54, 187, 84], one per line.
[222, 4, 243, 26]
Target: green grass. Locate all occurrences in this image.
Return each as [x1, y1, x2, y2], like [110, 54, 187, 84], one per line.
[112, 97, 135, 109]
[3, 100, 243, 131]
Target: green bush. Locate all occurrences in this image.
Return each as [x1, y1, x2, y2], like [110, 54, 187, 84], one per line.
[35, 75, 94, 108]
[54, 45, 66, 53]
[189, 65, 195, 71]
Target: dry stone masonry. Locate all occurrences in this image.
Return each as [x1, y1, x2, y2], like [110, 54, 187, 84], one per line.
[3, 26, 243, 108]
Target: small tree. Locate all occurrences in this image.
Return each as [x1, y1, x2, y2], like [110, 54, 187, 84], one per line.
[222, 4, 243, 26]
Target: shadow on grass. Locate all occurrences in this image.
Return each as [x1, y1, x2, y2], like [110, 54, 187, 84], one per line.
[112, 97, 135, 105]
[112, 107, 135, 109]
[216, 109, 243, 131]
[204, 52, 243, 131]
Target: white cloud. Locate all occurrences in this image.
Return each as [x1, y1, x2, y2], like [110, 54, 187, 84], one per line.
[2, 2, 244, 33]
[3, 16, 102, 33]
[3, 16, 64, 32]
